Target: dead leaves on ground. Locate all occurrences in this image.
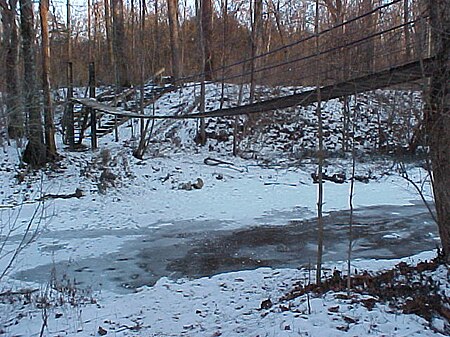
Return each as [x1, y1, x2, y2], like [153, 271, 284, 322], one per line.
[280, 256, 449, 326]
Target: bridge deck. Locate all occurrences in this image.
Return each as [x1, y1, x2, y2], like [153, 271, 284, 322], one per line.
[202, 57, 434, 118]
[74, 57, 434, 120]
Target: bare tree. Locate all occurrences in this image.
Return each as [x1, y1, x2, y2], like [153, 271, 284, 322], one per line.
[347, 96, 357, 290]
[219, 0, 228, 109]
[403, 0, 411, 59]
[315, 0, 324, 285]
[167, 0, 182, 81]
[140, 0, 147, 140]
[153, 0, 161, 73]
[65, 0, 74, 148]
[40, 0, 57, 159]
[104, 0, 114, 68]
[195, 0, 208, 146]
[427, 0, 450, 262]
[359, 0, 375, 74]
[66, 0, 71, 62]
[0, 0, 23, 139]
[268, 0, 286, 50]
[323, 0, 344, 26]
[201, 0, 213, 80]
[111, 0, 130, 88]
[249, 0, 262, 103]
[20, 0, 46, 167]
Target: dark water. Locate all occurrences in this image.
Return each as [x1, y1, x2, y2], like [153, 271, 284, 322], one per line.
[14, 203, 439, 294]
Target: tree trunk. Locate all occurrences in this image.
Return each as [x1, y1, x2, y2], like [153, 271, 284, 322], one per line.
[93, 0, 99, 63]
[153, 0, 160, 72]
[249, 0, 262, 103]
[201, 0, 213, 81]
[360, 0, 375, 73]
[140, 0, 146, 140]
[404, 0, 411, 59]
[195, 0, 207, 145]
[40, 0, 57, 159]
[268, 0, 286, 50]
[130, 0, 135, 51]
[67, 0, 71, 61]
[20, 0, 46, 167]
[427, 0, 450, 262]
[198, 81, 207, 145]
[104, 0, 114, 69]
[315, 0, 324, 285]
[347, 96, 356, 290]
[111, 0, 130, 88]
[219, 0, 228, 109]
[323, 0, 345, 81]
[167, 0, 182, 81]
[1, 0, 23, 139]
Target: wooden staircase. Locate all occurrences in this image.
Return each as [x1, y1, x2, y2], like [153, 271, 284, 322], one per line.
[71, 82, 177, 144]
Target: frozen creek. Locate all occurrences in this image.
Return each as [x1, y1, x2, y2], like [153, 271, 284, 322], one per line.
[14, 202, 438, 294]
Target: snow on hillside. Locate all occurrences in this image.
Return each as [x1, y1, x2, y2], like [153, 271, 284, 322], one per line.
[0, 82, 447, 336]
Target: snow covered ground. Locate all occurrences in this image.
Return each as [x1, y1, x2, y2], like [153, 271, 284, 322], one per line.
[1, 252, 446, 337]
[0, 84, 447, 336]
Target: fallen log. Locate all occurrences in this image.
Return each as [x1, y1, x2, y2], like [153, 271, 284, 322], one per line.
[38, 188, 83, 201]
[203, 157, 247, 172]
[311, 172, 346, 184]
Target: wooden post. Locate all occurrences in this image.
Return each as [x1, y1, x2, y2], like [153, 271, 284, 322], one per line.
[232, 116, 238, 156]
[89, 62, 97, 150]
[114, 115, 119, 142]
[199, 80, 206, 145]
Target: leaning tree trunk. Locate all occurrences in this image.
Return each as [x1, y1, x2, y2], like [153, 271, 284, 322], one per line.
[20, 0, 46, 167]
[427, 0, 450, 262]
[0, 0, 23, 139]
[40, 0, 57, 159]
[167, 0, 182, 81]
